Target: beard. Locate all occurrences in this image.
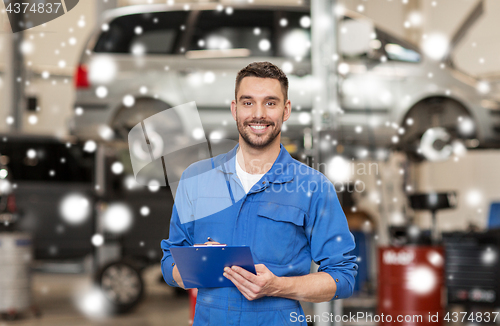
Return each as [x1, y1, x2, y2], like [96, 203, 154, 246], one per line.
[236, 111, 283, 149]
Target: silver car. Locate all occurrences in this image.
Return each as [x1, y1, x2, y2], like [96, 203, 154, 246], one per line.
[70, 2, 500, 161]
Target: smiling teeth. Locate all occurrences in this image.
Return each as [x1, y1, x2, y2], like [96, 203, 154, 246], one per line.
[251, 125, 266, 130]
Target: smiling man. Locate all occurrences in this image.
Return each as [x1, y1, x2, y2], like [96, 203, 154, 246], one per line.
[234, 74, 287, 151]
[161, 62, 357, 325]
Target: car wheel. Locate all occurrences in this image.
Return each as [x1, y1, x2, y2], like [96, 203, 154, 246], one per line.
[95, 260, 144, 314]
[418, 127, 456, 161]
[399, 97, 475, 161]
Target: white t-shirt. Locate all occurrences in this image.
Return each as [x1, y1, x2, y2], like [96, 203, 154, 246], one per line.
[236, 156, 265, 193]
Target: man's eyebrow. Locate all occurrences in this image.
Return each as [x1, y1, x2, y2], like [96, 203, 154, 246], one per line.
[238, 95, 254, 101]
[263, 96, 281, 101]
[238, 95, 281, 101]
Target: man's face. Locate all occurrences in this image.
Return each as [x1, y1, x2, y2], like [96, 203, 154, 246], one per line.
[231, 77, 291, 149]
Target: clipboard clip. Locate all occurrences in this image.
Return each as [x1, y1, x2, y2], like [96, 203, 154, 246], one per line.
[193, 237, 226, 247]
[193, 243, 227, 247]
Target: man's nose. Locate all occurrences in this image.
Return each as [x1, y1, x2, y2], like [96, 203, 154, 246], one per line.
[252, 103, 266, 120]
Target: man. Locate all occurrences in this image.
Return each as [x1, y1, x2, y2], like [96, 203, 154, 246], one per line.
[161, 62, 357, 325]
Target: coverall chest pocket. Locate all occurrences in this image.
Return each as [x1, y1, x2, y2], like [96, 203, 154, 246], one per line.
[253, 203, 305, 265]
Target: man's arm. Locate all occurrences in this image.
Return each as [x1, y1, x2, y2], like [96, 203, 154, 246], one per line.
[160, 202, 192, 287]
[273, 271, 336, 302]
[160, 177, 194, 287]
[305, 178, 358, 300]
[225, 176, 357, 302]
[224, 264, 336, 303]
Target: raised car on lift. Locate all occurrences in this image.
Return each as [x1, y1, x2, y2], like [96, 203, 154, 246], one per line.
[70, 1, 500, 162]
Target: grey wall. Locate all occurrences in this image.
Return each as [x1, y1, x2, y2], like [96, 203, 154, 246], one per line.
[0, 0, 96, 136]
[343, 0, 500, 77]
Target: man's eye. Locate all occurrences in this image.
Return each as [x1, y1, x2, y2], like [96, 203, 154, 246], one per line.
[267, 102, 276, 106]
[244, 102, 252, 106]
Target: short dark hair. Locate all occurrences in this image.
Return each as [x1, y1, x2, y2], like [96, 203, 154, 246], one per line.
[235, 62, 289, 102]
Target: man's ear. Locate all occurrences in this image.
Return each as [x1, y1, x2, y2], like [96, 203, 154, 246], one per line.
[283, 99, 292, 122]
[231, 100, 237, 121]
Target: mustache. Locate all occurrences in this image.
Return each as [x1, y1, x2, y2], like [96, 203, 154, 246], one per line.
[244, 120, 274, 126]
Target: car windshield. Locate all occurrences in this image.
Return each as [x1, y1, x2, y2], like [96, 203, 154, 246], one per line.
[188, 10, 274, 56]
[187, 9, 311, 58]
[94, 8, 311, 59]
[94, 11, 189, 54]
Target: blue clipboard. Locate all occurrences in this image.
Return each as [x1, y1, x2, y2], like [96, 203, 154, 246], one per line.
[170, 245, 256, 288]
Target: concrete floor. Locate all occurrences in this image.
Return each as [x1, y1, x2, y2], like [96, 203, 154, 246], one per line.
[1, 265, 190, 326]
[0, 264, 379, 326]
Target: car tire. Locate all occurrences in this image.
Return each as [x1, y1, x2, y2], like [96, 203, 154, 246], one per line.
[95, 259, 144, 314]
[399, 97, 474, 161]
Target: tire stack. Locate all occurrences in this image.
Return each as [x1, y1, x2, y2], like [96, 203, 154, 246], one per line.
[0, 232, 32, 318]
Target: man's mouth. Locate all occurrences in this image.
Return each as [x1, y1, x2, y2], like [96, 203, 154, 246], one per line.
[248, 124, 271, 133]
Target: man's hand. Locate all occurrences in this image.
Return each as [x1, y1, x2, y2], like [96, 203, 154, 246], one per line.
[172, 265, 185, 289]
[224, 265, 338, 303]
[223, 264, 280, 301]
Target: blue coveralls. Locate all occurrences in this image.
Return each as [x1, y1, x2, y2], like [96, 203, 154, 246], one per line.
[161, 143, 358, 325]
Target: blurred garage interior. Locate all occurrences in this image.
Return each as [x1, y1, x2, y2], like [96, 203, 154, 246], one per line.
[0, 0, 500, 325]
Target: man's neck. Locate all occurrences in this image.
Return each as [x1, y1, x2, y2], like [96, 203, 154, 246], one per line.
[236, 138, 281, 175]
